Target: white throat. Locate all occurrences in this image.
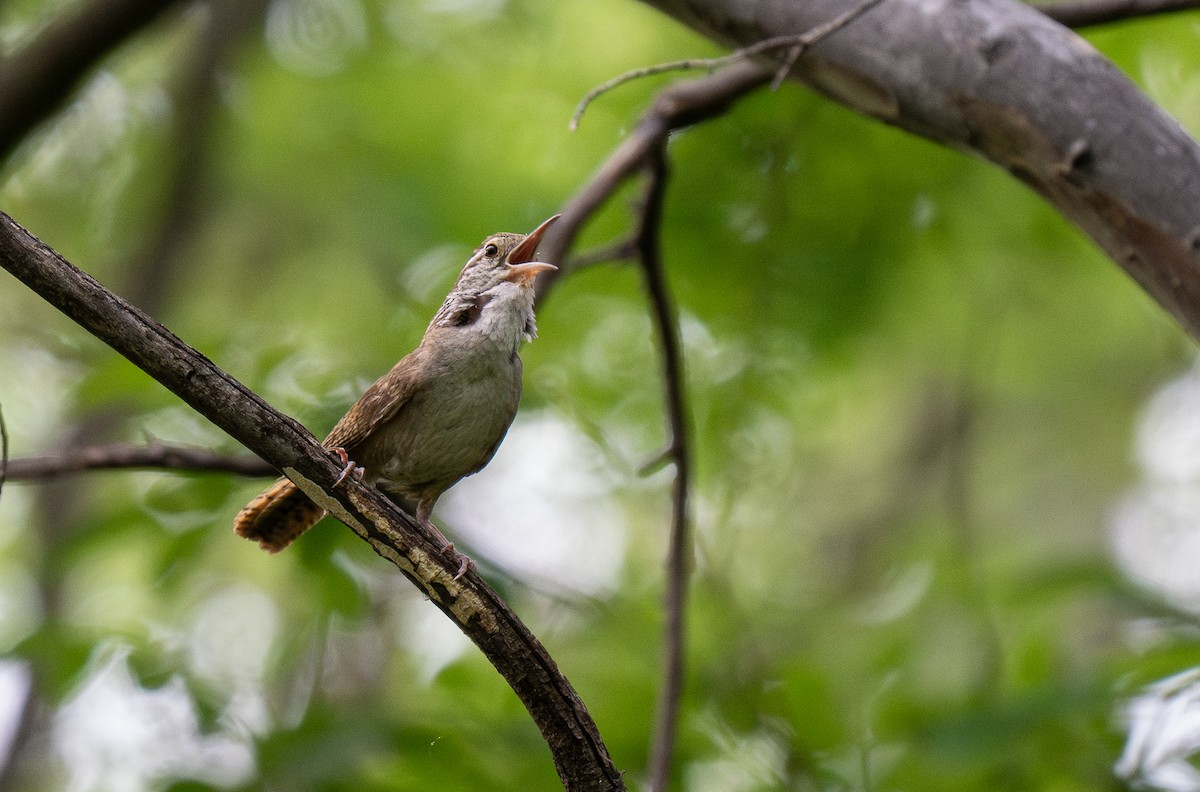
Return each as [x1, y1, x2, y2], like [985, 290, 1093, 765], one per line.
[476, 281, 537, 347]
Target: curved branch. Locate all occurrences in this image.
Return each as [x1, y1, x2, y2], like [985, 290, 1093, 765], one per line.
[636, 0, 1200, 340]
[0, 213, 624, 792]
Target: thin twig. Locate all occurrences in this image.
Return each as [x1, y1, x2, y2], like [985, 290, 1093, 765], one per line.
[569, 0, 886, 130]
[4, 442, 275, 480]
[766, 0, 888, 90]
[537, 61, 774, 302]
[567, 237, 639, 271]
[637, 445, 675, 478]
[636, 148, 694, 792]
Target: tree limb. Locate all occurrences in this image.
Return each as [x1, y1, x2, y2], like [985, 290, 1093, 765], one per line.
[0, 212, 624, 792]
[635, 0, 1200, 340]
[0, 0, 182, 163]
[4, 442, 274, 480]
[1037, 0, 1200, 26]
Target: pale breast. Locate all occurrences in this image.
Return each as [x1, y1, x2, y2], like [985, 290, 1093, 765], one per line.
[372, 337, 523, 495]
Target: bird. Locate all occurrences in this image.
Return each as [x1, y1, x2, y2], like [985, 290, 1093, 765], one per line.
[233, 215, 559, 569]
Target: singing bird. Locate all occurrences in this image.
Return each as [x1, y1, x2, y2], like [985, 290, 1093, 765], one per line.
[234, 215, 559, 563]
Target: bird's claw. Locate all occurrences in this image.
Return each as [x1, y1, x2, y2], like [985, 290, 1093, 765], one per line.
[441, 543, 475, 581]
[331, 447, 365, 487]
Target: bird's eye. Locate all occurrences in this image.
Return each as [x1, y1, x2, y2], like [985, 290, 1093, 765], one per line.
[484, 243, 499, 258]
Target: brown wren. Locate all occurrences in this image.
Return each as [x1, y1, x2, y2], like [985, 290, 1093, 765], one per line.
[233, 215, 559, 561]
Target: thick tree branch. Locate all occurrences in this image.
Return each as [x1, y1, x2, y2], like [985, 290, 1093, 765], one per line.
[643, 0, 1200, 340]
[0, 0, 182, 163]
[635, 0, 1200, 340]
[1037, 0, 1200, 26]
[0, 213, 624, 792]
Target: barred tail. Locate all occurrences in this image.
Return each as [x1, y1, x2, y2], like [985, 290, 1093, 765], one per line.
[234, 477, 326, 552]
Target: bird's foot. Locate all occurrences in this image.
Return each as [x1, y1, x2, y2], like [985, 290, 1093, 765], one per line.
[444, 545, 475, 581]
[331, 447, 365, 487]
[420, 517, 474, 581]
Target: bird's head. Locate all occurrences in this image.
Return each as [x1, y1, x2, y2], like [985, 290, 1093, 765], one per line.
[453, 214, 559, 296]
[431, 215, 559, 338]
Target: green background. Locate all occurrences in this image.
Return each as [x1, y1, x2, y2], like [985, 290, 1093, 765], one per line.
[2, 1, 1200, 790]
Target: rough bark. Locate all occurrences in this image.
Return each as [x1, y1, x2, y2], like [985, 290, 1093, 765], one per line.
[637, 0, 1200, 339]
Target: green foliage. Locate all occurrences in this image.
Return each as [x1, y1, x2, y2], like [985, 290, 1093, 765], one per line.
[2, 1, 1200, 791]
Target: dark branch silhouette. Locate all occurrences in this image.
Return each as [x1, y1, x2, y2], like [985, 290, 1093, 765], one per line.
[4, 442, 274, 480]
[0, 0, 182, 162]
[537, 61, 772, 295]
[633, 149, 695, 792]
[542, 63, 765, 790]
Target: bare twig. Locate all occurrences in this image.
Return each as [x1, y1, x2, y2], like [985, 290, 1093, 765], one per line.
[637, 445, 675, 478]
[635, 148, 694, 792]
[567, 238, 640, 271]
[537, 61, 773, 298]
[1038, 0, 1200, 26]
[569, 0, 886, 130]
[4, 442, 275, 480]
[0, 212, 624, 792]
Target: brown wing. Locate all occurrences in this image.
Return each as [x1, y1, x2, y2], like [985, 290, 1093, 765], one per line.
[322, 346, 429, 452]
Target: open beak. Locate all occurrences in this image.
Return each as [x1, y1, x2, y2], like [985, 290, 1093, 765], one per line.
[505, 214, 560, 283]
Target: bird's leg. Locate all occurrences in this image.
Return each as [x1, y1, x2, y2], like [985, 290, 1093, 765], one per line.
[417, 499, 474, 580]
[331, 447, 365, 487]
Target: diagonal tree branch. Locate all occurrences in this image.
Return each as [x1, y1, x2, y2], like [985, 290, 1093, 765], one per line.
[541, 61, 740, 790]
[0, 0, 183, 163]
[1036, 0, 1200, 25]
[0, 212, 624, 792]
[637, 0, 1200, 340]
